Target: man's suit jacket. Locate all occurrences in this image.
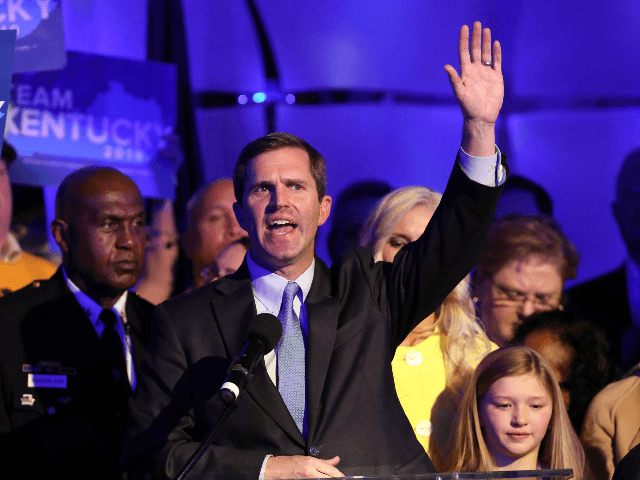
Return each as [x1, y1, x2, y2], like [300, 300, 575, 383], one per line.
[0, 268, 154, 479]
[565, 266, 639, 370]
[125, 163, 504, 479]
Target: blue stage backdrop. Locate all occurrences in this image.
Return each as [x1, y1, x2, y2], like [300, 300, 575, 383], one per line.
[7, 51, 177, 198]
[0, 29, 16, 136]
[4, 0, 66, 73]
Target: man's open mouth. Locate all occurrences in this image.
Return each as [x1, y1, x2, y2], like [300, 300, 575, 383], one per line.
[268, 220, 297, 232]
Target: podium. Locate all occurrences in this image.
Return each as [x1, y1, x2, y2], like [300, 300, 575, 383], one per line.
[282, 469, 574, 480]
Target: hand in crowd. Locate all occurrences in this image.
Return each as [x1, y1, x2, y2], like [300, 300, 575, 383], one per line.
[199, 261, 219, 284]
[157, 131, 185, 171]
[265, 455, 343, 479]
[136, 199, 179, 305]
[445, 21, 503, 157]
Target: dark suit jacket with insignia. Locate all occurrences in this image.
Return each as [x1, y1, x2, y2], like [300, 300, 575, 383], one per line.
[0, 268, 154, 479]
[124, 162, 505, 479]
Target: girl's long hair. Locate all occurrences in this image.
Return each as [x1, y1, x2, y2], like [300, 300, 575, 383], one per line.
[449, 345, 585, 477]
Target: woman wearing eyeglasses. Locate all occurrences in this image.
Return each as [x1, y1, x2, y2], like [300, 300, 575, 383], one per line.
[472, 214, 580, 347]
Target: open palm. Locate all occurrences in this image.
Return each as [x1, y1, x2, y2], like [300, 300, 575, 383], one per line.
[445, 22, 504, 126]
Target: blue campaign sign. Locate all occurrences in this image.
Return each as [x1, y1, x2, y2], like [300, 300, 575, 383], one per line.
[7, 51, 178, 198]
[0, 29, 16, 136]
[6, 0, 66, 73]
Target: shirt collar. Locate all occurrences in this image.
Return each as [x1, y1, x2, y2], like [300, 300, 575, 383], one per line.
[246, 251, 315, 315]
[62, 266, 128, 328]
[0, 232, 23, 263]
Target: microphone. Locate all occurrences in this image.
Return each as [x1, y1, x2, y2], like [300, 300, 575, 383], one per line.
[219, 313, 282, 404]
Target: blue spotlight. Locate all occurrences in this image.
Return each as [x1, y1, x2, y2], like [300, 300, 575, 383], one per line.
[252, 92, 266, 103]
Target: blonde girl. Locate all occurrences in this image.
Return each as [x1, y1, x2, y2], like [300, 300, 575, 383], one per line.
[450, 345, 586, 478]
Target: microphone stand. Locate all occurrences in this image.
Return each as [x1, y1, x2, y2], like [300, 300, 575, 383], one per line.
[174, 399, 237, 480]
[173, 313, 281, 480]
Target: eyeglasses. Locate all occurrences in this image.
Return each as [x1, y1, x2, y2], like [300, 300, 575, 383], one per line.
[488, 277, 561, 310]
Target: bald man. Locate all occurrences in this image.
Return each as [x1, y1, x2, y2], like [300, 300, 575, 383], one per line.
[182, 178, 246, 288]
[0, 167, 154, 479]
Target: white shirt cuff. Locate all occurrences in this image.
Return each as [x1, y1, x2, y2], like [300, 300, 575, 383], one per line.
[458, 145, 505, 186]
[259, 454, 273, 480]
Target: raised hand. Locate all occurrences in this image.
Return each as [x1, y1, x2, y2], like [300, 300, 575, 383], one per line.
[445, 21, 503, 125]
[445, 22, 503, 157]
[135, 200, 179, 305]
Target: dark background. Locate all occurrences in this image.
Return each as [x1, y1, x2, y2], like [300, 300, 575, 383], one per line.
[31, 1, 640, 283]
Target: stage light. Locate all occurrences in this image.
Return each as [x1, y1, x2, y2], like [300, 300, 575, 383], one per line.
[237, 95, 248, 105]
[252, 92, 266, 103]
[285, 94, 296, 104]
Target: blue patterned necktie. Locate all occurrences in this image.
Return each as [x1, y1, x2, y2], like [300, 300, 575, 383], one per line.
[277, 281, 305, 434]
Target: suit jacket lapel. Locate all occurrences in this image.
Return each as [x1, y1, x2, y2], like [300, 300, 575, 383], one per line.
[125, 294, 153, 370]
[305, 258, 339, 438]
[210, 262, 306, 445]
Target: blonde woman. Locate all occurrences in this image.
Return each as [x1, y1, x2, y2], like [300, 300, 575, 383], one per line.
[449, 346, 587, 478]
[360, 186, 495, 470]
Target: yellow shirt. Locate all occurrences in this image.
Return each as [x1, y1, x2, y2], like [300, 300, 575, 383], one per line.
[392, 328, 496, 469]
[0, 233, 57, 296]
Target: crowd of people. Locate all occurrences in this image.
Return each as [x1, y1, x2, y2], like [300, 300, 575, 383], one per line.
[0, 21, 639, 480]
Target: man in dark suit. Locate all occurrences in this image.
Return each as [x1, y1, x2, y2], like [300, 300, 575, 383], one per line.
[0, 167, 153, 479]
[566, 148, 640, 371]
[125, 22, 506, 479]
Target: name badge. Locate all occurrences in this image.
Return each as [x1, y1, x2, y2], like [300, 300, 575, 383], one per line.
[27, 374, 67, 389]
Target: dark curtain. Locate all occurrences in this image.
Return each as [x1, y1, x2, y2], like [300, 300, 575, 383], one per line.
[147, 0, 202, 292]
[147, 0, 202, 210]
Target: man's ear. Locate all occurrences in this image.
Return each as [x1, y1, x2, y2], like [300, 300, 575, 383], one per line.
[233, 202, 246, 230]
[51, 219, 69, 254]
[317, 195, 332, 227]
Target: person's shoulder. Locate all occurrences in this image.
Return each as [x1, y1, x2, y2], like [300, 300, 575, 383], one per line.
[0, 275, 57, 308]
[0, 275, 63, 333]
[127, 290, 157, 320]
[329, 246, 382, 276]
[327, 246, 388, 294]
[19, 252, 58, 277]
[567, 267, 625, 296]
[590, 373, 640, 410]
[565, 267, 626, 318]
[163, 272, 249, 314]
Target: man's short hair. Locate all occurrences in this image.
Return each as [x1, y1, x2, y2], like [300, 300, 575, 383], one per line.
[502, 174, 554, 216]
[233, 132, 326, 203]
[477, 214, 579, 283]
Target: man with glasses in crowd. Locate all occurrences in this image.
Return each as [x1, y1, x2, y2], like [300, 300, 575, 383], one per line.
[473, 214, 579, 347]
